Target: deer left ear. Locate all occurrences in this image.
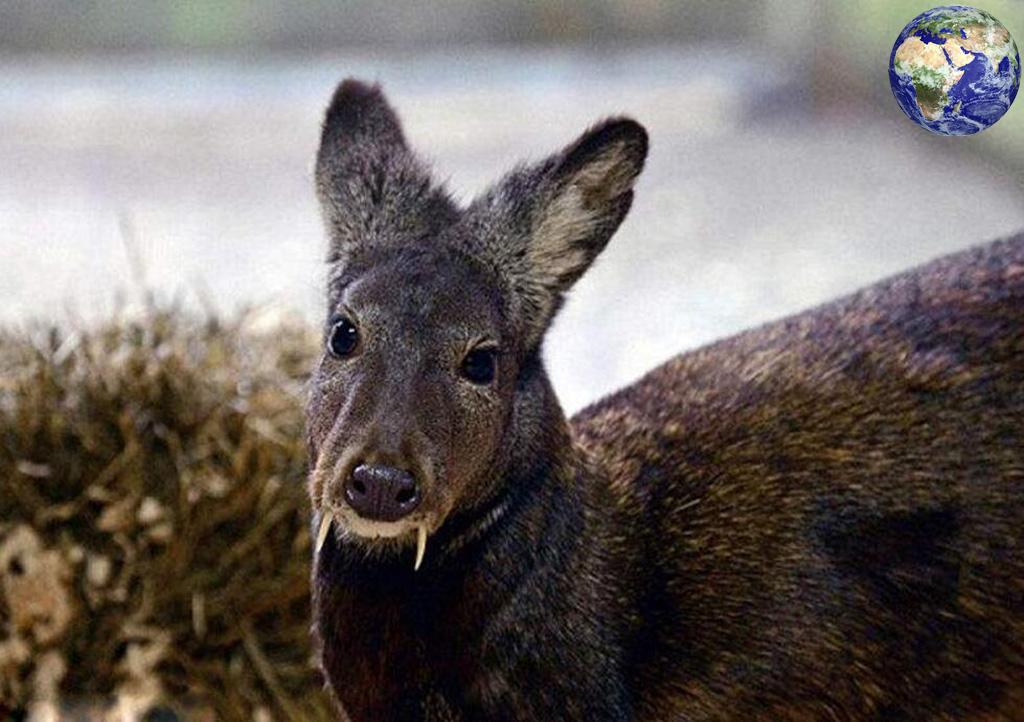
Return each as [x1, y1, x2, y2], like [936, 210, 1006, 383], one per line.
[466, 118, 648, 347]
[530, 118, 648, 290]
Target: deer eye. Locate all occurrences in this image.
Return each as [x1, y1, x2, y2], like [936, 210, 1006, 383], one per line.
[327, 319, 359, 358]
[461, 347, 497, 385]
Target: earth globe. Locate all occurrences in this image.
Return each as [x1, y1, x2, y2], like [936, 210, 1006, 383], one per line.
[889, 5, 1020, 135]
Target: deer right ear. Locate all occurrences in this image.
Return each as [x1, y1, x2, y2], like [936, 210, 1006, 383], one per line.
[318, 79, 406, 162]
[315, 79, 452, 266]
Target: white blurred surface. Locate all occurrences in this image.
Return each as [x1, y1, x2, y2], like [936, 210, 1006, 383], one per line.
[2, 49, 1023, 413]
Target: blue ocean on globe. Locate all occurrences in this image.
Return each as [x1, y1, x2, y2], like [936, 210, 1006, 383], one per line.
[889, 5, 1020, 135]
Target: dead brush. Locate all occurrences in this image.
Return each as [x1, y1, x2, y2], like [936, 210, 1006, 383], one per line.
[0, 304, 332, 722]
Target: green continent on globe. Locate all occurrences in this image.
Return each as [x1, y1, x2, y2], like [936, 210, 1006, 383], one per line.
[889, 5, 1020, 135]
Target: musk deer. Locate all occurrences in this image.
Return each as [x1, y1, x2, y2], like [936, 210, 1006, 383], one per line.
[306, 78, 1024, 721]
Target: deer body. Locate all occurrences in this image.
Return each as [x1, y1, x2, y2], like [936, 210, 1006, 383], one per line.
[307, 79, 1024, 721]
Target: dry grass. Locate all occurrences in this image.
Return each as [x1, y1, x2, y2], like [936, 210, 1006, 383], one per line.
[0, 304, 335, 721]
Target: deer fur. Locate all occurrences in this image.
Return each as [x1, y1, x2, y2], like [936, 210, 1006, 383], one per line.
[306, 78, 1024, 721]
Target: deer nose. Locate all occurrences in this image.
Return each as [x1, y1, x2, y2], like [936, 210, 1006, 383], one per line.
[344, 464, 421, 522]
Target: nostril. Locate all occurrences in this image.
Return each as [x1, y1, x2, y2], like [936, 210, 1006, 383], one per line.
[352, 477, 367, 495]
[395, 487, 417, 506]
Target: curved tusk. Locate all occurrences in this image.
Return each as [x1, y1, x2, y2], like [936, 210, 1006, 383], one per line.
[315, 512, 334, 555]
[414, 524, 428, 571]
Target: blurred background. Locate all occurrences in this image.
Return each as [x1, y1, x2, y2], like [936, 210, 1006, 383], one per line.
[2, 0, 1024, 412]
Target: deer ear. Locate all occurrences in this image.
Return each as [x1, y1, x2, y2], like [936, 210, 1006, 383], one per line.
[467, 118, 648, 347]
[530, 118, 648, 290]
[315, 80, 456, 267]
[318, 78, 406, 164]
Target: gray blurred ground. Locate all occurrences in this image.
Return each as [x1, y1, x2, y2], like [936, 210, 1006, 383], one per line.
[1, 48, 1023, 413]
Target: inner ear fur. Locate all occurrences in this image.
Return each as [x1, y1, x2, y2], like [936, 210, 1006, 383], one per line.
[531, 117, 648, 289]
[463, 117, 648, 348]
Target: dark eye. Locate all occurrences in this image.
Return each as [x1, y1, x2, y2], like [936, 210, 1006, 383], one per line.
[461, 347, 497, 385]
[327, 319, 359, 358]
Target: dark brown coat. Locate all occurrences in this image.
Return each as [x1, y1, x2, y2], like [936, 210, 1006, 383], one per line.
[574, 235, 1024, 720]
